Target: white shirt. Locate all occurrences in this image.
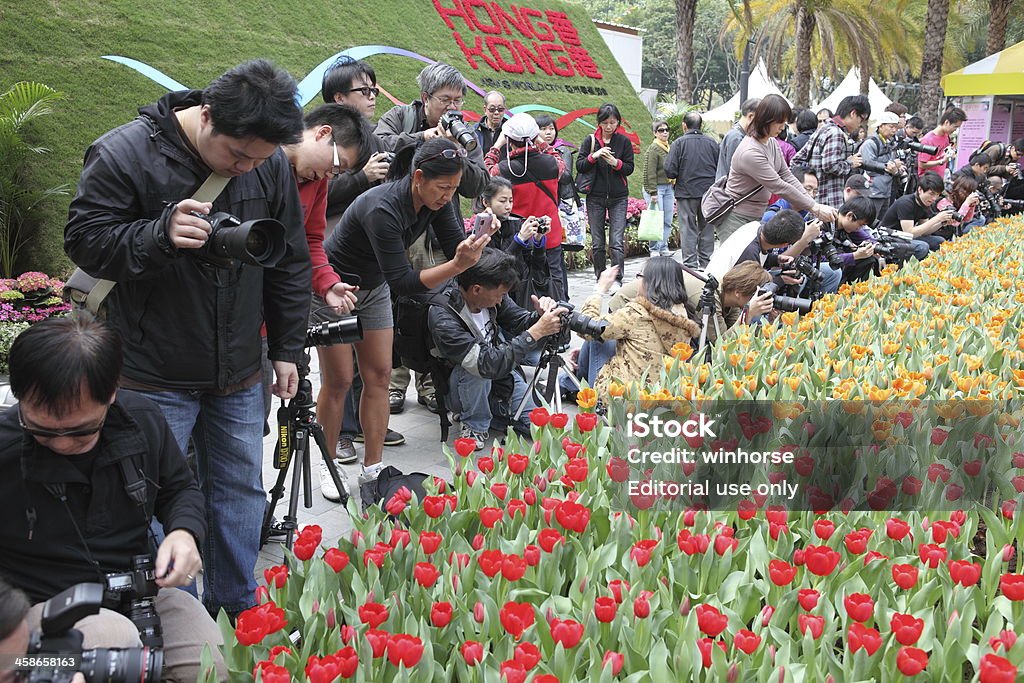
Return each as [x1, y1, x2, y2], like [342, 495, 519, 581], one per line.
[705, 221, 762, 280]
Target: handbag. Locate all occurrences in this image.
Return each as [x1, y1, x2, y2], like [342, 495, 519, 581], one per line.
[636, 207, 664, 241]
[559, 200, 586, 251]
[701, 175, 763, 225]
[575, 135, 597, 195]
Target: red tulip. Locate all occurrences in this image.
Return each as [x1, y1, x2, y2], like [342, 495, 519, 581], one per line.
[454, 437, 478, 457]
[737, 500, 758, 520]
[358, 602, 388, 628]
[263, 564, 288, 588]
[1000, 574, 1024, 600]
[523, 544, 540, 566]
[499, 602, 535, 639]
[385, 633, 423, 668]
[549, 412, 569, 428]
[606, 456, 630, 482]
[609, 579, 630, 603]
[513, 642, 540, 669]
[798, 614, 824, 639]
[461, 640, 484, 666]
[892, 563, 918, 589]
[734, 629, 762, 654]
[919, 543, 948, 568]
[813, 519, 835, 540]
[254, 663, 291, 683]
[323, 548, 350, 573]
[803, 545, 841, 576]
[896, 646, 928, 676]
[389, 528, 410, 549]
[695, 604, 729, 637]
[473, 601, 485, 623]
[564, 458, 588, 482]
[697, 638, 727, 668]
[931, 520, 960, 543]
[930, 427, 949, 445]
[890, 613, 924, 645]
[430, 601, 452, 627]
[555, 500, 591, 533]
[715, 534, 739, 555]
[594, 596, 617, 623]
[797, 589, 820, 611]
[365, 629, 388, 658]
[633, 594, 651, 619]
[564, 442, 585, 460]
[602, 651, 625, 675]
[413, 561, 440, 587]
[978, 654, 1017, 683]
[843, 528, 872, 554]
[490, 482, 510, 501]
[988, 630, 1018, 652]
[417, 531, 442, 555]
[479, 507, 503, 528]
[501, 554, 527, 582]
[235, 606, 271, 646]
[847, 623, 882, 655]
[477, 457, 494, 474]
[576, 412, 598, 432]
[422, 495, 446, 518]
[293, 524, 322, 561]
[768, 560, 797, 586]
[529, 407, 550, 426]
[550, 618, 584, 648]
[500, 660, 527, 683]
[843, 593, 874, 623]
[886, 517, 911, 540]
[948, 560, 981, 587]
[902, 476, 923, 495]
[537, 528, 565, 552]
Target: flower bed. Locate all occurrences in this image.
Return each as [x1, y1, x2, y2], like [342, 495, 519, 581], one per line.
[0, 272, 70, 373]
[207, 219, 1024, 682]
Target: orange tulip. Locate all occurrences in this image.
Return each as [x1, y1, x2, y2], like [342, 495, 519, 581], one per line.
[576, 387, 598, 409]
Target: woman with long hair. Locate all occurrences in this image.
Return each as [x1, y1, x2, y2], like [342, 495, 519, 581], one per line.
[322, 138, 489, 492]
[580, 259, 700, 396]
[937, 173, 982, 236]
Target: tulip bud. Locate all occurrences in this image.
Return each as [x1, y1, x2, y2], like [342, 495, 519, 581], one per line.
[454, 462, 463, 477]
[474, 602, 485, 623]
[1003, 544, 1016, 562]
[825, 676, 835, 683]
[768, 645, 776, 663]
[727, 663, 739, 683]
[760, 605, 775, 627]
[578, 577, 587, 593]
[947, 610, 959, 628]
[777, 665, 785, 682]
[312, 599, 320, 613]
[679, 597, 691, 616]
[536, 477, 547, 493]
[326, 607, 336, 629]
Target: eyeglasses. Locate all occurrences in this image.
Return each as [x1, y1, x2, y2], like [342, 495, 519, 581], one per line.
[655, 128, 669, 133]
[346, 86, 379, 98]
[420, 147, 469, 164]
[19, 405, 108, 439]
[331, 142, 342, 176]
[486, 106, 506, 113]
[429, 93, 465, 109]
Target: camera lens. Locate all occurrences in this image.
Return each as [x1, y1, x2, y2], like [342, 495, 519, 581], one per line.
[80, 646, 163, 683]
[307, 318, 363, 347]
[246, 230, 269, 256]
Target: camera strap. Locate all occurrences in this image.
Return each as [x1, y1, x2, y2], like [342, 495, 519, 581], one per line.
[119, 458, 148, 507]
[68, 173, 231, 315]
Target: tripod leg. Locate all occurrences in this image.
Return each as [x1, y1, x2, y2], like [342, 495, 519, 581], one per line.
[514, 360, 546, 421]
[261, 463, 292, 548]
[311, 423, 350, 507]
[280, 432, 310, 554]
[546, 359, 561, 413]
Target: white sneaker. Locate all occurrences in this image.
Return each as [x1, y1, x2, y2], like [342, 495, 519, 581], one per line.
[359, 462, 385, 486]
[458, 425, 487, 451]
[319, 459, 349, 503]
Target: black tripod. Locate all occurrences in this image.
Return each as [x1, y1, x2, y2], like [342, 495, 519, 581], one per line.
[514, 336, 580, 418]
[681, 265, 722, 365]
[261, 351, 349, 552]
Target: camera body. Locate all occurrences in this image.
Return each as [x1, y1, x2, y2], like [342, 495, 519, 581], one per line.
[188, 211, 287, 268]
[535, 215, 551, 235]
[26, 583, 162, 683]
[438, 111, 478, 152]
[103, 555, 161, 649]
[550, 301, 606, 348]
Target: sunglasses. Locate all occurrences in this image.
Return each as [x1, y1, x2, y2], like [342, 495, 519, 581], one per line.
[420, 147, 468, 163]
[655, 128, 668, 133]
[19, 404, 108, 439]
[346, 86, 380, 98]
[486, 106, 506, 113]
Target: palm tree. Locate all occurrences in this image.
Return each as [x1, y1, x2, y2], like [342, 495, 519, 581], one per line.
[918, 0, 952, 127]
[0, 82, 68, 278]
[987, 0, 1015, 55]
[675, 0, 699, 102]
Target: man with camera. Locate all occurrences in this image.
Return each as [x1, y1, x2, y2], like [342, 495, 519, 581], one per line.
[858, 112, 906, 218]
[64, 60, 311, 620]
[0, 316, 224, 681]
[917, 107, 967, 177]
[811, 197, 885, 283]
[427, 248, 565, 451]
[791, 95, 871, 211]
[706, 209, 807, 281]
[879, 171, 956, 259]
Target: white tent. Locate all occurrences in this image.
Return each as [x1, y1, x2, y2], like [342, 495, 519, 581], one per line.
[812, 68, 892, 122]
[704, 60, 790, 123]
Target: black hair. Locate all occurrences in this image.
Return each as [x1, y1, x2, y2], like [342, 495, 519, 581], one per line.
[413, 138, 464, 179]
[0, 577, 29, 641]
[641, 257, 688, 310]
[1014, 137, 1024, 151]
[740, 98, 761, 116]
[969, 152, 991, 168]
[761, 209, 805, 246]
[940, 107, 968, 125]
[906, 116, 925, 130]
[836, 95, 871, 120]
[534, 114, 557, 133]
[817, 108, 834, 118]
[796, 109, 818, 133]
[837, 196, 877, 224]
[482, 176, 513, 203]
[303, 104, 367, 153]
[457, 248, 520, 290]
[597, 103, 622, 124]
[683, 111, 702, 131]
[918, 171, 945, 193]
[203, 59, 303, 145]
[321, 55, 377, 104]
[9, 313, 122, 417]
[791, 165, 817, 183]
[886, 102, 909, 117]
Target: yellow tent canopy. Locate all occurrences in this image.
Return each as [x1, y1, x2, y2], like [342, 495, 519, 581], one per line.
[943, 40, 1024, 96]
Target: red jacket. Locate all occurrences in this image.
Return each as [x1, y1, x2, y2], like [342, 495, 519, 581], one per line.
[485, 143, 565, 248]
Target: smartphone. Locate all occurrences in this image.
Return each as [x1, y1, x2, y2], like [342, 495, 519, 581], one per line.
[472, 213, 494, 238]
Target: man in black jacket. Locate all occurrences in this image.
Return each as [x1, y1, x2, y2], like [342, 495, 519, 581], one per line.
[665, 112, 720, 269]
[428, 249, 564, 450]
[0, 316, 223, 681]
[64, 60, 310, 619]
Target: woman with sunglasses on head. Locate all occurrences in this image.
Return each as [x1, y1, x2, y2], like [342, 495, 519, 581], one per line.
[323, 138, 491, 495]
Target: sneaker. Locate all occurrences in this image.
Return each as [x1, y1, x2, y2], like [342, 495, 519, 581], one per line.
[319, 459, 350, 503]
[660, 249, 676, 257]
[458, 425, 487, 452]
[418, 394, 440, 414]
[358, 462, 384, 486]
[353, 429, 406, 446]
[389, 389, 406, 414]
[336, 435, 358, 464]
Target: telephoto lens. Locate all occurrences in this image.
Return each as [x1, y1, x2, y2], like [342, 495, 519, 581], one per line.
[190, 211, 287, 267]
[306, 318, 363, 347]
[439, 112, 478, 151]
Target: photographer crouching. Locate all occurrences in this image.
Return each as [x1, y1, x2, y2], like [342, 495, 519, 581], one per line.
[0, 316, 224, 681]
[809, 197, 883, 284]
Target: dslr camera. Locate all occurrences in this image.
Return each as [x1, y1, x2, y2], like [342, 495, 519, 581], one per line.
[25, 583, 162, 683]
[103, 555, 161, 649]
[306, 318, 363, 348]
[756, 282, 812, 314]
[438, 111, 478, 152]
[188, 211, 287, 268]
[549, 301, 606, 348]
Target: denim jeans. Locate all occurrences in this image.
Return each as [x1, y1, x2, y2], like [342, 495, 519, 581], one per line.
[450, 366, 534, 433]
[585, 195, 628, 280]
[678, 197, 712, 268]
[137, 384, 265, 615]
[809, 263, 843, 295]
[908, 239, 931, 260]
[642, 185, 675, 253]
[561, 338, 617, 392]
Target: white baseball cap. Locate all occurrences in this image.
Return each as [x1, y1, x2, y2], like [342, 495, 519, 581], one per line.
[876, 112, 901, 125]
[503, 113, 540, 143]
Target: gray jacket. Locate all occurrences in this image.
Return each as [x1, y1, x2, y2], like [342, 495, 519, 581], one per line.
[716, 124, 745, 179]
[858, 135, 899, 200]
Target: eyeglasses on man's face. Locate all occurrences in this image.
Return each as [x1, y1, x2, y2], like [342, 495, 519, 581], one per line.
[19, 404, 109, 439]
[429, 93, 465, 109]
[346, 86, 379, 98]
[486, 106, 506, 114]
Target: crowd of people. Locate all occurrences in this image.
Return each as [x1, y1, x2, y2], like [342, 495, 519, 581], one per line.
[3, 52, 1024, 681]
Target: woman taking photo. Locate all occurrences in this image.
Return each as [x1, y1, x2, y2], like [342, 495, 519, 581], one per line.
[709, 94, 836, 243]
[580, 259, 700, 397]
[323, 138, 490, 491]
[577, 103, 634, 289]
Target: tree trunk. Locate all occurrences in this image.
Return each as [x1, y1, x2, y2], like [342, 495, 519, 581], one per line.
[918, 0, 951, 128]
[794, 5, 816, 107]
[858, 65, 870, 95]
[987, 0, 1014, 56]
[675, 0, 698, 102]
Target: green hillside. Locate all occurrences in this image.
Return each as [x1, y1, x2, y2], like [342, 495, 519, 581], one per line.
[1, 0, 651, 274]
